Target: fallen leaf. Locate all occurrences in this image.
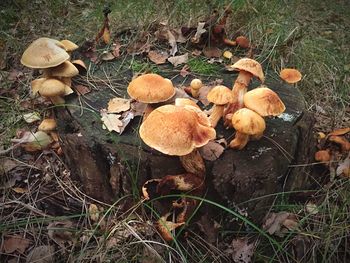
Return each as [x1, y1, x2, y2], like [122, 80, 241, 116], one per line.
[263, 212, 299, 237]
[112, 42, 121, 58]
[203, 47, 222, 58]
[0, 158, 18, 174]
[26, 245, 55, 263]
[101, 110, 123, 133]
[3, 235, 31, 254]
[168, 53, 189, 67]
[11, 131, 53, 152]
[167, 30, 178, 56]
[199, 141, 225, 161]
[23, 112, 41, 123]
[119, 111, 135, 134]
[180, 65, 190, 77]
[89, 203, 100, 222]
[47, 221, 74, 248]
[100, 51, 115, 61]
[75, 84, 91, 95]
[305, 202, 319, 215]
[130, 101, 147, 116]
[191, 49, 202, 56]
[12, 187, 28, 194]
[107, 98, 131, 113]
[191, 22, 206, 43]
[148, 50, 169, 65]
[197, 85, 214, 106]
[336, 154, 349, 177]
[196, 213, 219, 244]
[230, 237, 255, 263]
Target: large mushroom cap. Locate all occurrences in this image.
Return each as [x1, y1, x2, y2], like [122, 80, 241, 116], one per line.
[243, 86, 286, 116]
[46, 60, 79, 77]
[21, 37, 70, 68]
[127, 73, 175, 103]
[231, 58, 265, 82]
[232, 108, 266, 135]
[139, 105, 216, 156]
[207, 85, 234, 105]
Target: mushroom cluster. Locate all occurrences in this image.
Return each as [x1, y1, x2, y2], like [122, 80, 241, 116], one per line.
[21, 37, 84, 104]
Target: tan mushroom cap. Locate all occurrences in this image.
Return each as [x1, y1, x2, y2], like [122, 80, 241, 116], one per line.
[127, 73, 175, 103]
[232, 108, 266, 135]
[38, 118, 57, 131]
[243, 86, 286, 116]
[139, 104, 216, 156]
[207, 85, 234, 105]
[21, 37, 70, 68]
[280, 68, 302, 83]
[190, 79, 203, 90]
[39, 78, 67, 97]
[231, 58, 265, 82]
[31, 78, 46, 95]
[46, 60, 79, 77]
[60, 39, 79, 52]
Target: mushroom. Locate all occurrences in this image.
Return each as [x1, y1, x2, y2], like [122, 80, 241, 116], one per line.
[60, 39, 79, 52]
[38, 78, 71, 104]
[43, 60, 79, 78]
[280, 68, 302, 84]
[21, 37, 69, 69]
[139, 104, 216, 176]
[127, 73, 175, 120]
[224, 58, 264, 124]
[156, 212, 185, 242]
[175, 98, 200, 109]
[206, 85, 234, 127]
[229, 108, 266, 149]
[38, 118, 57, 132]
[189, 78, 203, 98]
[243, 86, 286, 117]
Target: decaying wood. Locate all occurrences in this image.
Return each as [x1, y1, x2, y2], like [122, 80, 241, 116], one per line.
[56, 69, 315, 222]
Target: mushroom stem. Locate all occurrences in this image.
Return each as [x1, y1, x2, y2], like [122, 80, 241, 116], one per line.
[229, 132, 249, 149]
[179, 149, 205, 177]
[250, 132, 264, 141]
[209, 105, 224, 127]
[224, 71, 253, 126]
[143, 104, 155, 122]
[49, 96, 65, 105]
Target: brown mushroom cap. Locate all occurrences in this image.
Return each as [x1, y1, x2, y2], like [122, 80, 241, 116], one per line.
[231, 58, 265, 82]
[127, 73, 175, 103]
[190, 79, 203, 90]
[175, 98, 200, 109]
[232, 108, 266, 135]
[21, 37, 69, 68]
[60, 39, 79, 52]
[46, 60, 79, 77]
[280, 68, 302, 83]
[207, 85, 234, 105]
[139, 104, 216, 156]
[39, 78, 67, 97]
[243, 86, 286, 116]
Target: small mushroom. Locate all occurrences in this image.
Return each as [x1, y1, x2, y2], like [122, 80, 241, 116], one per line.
[38, 118, 57, 132]
[31, 78, 46, 96]
[190, 79, 203, 98]
[280, 68, 302, 84]
[60, 39, 79, 52]
[127, 73, 175, 120]
[243, 85, 286, 117]
[229, 108, 266, 149]
[224, 58, 265, 125]
[315, 149, 331, 164]
[207, 85, 234, 127]
[39, 78, 70, 104]
[43, 60, 79, 78]
[175, 98, 200, 110]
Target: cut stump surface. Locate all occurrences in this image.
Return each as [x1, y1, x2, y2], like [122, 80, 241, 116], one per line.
[56, 63, 315, 222]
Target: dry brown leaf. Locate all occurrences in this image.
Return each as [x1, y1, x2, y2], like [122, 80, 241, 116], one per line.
[130, 101, 147, 116]
[180, 65, 190, 77]
[75, 84, 91, 95]
[167, 30, 178, 56]
[107, 98, 131, 113]
[337, 154, 350, 177]
[199, 141, 225, 161]
[263, 212, 299, 237]
[168, 53, 189, 67]
[147, 50, 169, 65]
[26, 245, 55, 263]
[100, 51, 115, 61]
[47, 221, 74, 248]
[23, 112, 41, 123]
[203, 47, 222, 58]
[191, 22, 206, 43]
[197, 85, 214, 106]
[101, 110, 123, 133]
[112, 42, 121, 58]
[3, 235, 31, 254]
[119, 111, 135, 134]
[230, 237, 255, 263]
[0, 158, 18, 174]
[11, 131, 53, 152]
[12, 187, 28, 194]
[192, 49, 202, 56]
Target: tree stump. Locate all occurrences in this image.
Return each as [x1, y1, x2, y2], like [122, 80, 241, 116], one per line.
[56, 66, 315, 222]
